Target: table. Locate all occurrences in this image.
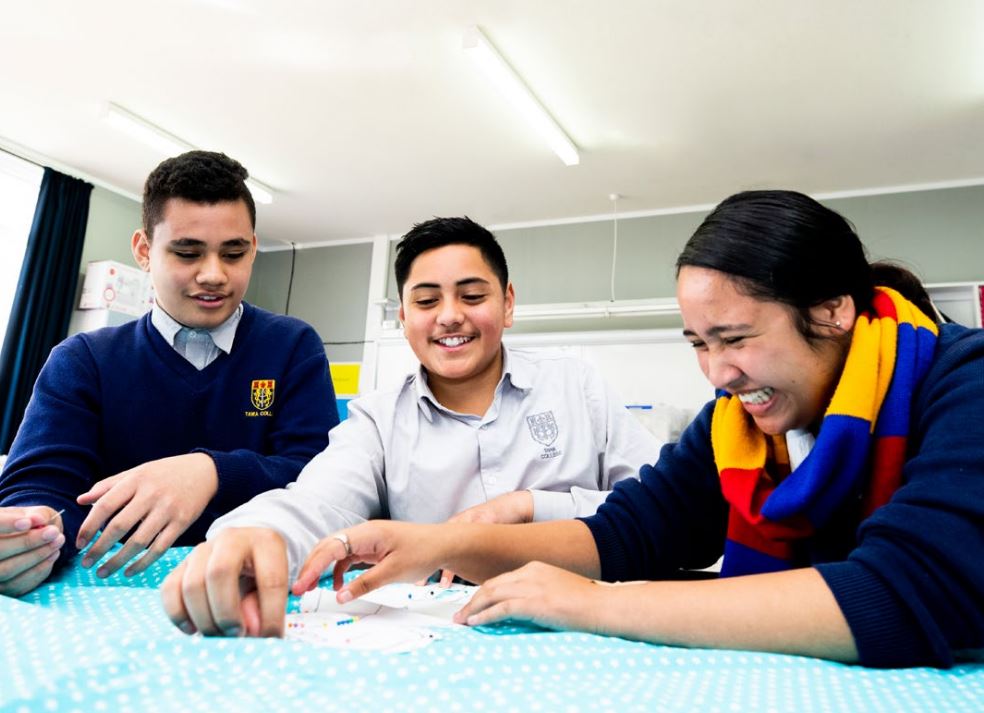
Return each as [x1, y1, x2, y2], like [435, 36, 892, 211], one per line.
[1, 548, 981, 712]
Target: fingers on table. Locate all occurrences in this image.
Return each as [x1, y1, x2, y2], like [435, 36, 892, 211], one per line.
[161, 559, 196, 635]
[162, 532, 290, 639]
[0, 534, 63, 585]
[0, 552, 60, 597]
[294, 536, 348, 594]
[76, 479, 137, 550]
[97, 514, 178, 578]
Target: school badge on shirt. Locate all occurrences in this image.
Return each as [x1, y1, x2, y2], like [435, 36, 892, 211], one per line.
[527, 411, 562, 459]
[246, 379, 275, 416]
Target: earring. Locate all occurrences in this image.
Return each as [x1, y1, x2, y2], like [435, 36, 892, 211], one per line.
[835, 321, 842, 328]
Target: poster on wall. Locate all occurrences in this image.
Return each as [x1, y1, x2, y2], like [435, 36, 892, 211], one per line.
[330, 362, 361, 421]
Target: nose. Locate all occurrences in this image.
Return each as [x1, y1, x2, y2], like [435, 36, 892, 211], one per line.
[436, 297, 464, 327]
[705, 350, 744, 391]
[197, 253, 228, 287]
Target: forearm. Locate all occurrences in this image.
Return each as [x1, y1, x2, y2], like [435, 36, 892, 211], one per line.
[598, 567, 858, 662]
[446, 520, 601, 583]
[531, 488, 610, 521]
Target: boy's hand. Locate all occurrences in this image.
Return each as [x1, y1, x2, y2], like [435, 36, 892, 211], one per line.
[422, 491, 533, 587]
[0, 506, 65, 596]
[293, 520, 448, 601]
[161, 528, 288, 637]
[75, 453, 218, 577]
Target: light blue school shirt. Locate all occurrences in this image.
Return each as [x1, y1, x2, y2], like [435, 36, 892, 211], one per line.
[150, 302, 243, 369]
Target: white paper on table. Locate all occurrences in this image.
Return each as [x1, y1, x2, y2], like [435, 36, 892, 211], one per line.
[285, 582, 477, 653]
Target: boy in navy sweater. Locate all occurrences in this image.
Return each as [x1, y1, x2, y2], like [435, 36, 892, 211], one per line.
[0, 151, 338, 596]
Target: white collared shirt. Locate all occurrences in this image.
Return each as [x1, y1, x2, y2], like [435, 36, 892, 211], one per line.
[151, 302, 243, 369]
[209, 346, 664, 580]
[785, 428, 816, 471]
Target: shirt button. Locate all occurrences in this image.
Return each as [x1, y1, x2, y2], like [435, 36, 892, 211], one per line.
[480, 424, 488, 430]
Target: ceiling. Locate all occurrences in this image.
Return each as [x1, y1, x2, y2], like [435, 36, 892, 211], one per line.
[1, 0, 982, 248]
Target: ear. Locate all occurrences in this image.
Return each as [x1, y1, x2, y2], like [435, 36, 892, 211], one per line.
[808, 295, 856, 335]
[131, 230, 151, 272]
[503, 282, 515, 328]
[397, 300, 406, 326]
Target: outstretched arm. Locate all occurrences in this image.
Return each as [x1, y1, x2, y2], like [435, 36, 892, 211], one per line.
[457, 562, 857, 662]
[291, 519, 599, 599]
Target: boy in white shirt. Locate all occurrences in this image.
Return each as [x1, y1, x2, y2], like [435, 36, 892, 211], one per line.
[162, 216, 660, 637]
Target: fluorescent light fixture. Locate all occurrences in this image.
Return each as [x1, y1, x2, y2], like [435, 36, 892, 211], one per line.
[513, 298, 680, 321]
[104, 102, 274, 204]
[105, 103, 190, 156]
[463, 26, 580, 166]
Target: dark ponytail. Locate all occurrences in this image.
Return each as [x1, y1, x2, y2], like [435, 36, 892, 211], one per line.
[870, 262, 940, 322]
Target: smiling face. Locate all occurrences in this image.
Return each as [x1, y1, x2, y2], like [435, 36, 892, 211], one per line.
[132, 197, 256, 329]
[677, 266, 854, 434]
[399, 243, 515, 400]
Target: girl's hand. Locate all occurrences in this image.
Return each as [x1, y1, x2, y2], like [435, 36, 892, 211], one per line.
[452, 561, 606, 631]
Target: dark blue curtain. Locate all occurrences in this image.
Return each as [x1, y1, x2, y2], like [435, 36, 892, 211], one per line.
[0, 168, 92, 452]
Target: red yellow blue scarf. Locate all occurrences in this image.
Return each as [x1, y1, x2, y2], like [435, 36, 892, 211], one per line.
[711, 287, 938, 577]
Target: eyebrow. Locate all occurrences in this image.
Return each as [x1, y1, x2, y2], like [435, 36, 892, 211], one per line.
[409, 277, 492, 291]
[168, 238, 252, 248]
[682, 324, 753, 338]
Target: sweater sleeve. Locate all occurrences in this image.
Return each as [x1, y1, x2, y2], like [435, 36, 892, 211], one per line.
[816, 327, 984, 668]
[0, 337, 103, 563]
[200, 325, 339, 515]
[580, 401, 728, 581]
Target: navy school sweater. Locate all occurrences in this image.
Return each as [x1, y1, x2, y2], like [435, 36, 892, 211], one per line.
[0, 302, 339, 561]
[582, 323, 984, 668]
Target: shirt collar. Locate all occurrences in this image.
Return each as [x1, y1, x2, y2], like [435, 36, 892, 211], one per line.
[150, 301, 244, 355]
[500, 345, 535, 391]
[411, 345, 531, 422]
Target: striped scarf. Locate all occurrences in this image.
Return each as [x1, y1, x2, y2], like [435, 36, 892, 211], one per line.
[711, 287, 938, 577]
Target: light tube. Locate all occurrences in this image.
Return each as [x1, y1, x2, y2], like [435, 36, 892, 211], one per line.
[104, 103, 274, 204]
[463, 26, 580, 166]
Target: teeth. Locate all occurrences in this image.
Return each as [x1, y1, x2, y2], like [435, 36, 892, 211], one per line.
[198, 295, 220, 301]
[437, 336, 472, 347]
[738, 387, 775, 405]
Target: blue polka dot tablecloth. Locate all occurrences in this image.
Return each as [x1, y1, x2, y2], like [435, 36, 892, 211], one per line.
[1, 548, 982, 713]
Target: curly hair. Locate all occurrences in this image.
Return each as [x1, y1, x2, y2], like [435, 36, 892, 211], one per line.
[142, 150, 256, 238]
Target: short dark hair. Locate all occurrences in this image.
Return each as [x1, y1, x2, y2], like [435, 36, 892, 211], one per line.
[676, 190, 937, 339]
[142, 150, 256, 238]
[394, 217, 508, 297]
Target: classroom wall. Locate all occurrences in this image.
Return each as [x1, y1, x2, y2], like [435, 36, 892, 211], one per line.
[231, 184, 984, 366]
[375, 184, 984, 323]
[245, 243, 373, 364]
[76, 186, 142, 278]
[828, 186, 984, 281]
[55, 181, 984, 346]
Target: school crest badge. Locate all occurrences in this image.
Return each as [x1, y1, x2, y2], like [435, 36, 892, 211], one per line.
[526, 411, 559, 446]
[251, 379, 276, 410]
